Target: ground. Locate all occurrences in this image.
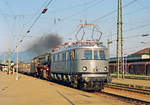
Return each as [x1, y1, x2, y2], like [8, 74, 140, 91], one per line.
[0, 71, 130, 105]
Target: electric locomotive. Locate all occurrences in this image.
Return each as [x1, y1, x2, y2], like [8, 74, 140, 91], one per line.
[50, 40, 111, 91]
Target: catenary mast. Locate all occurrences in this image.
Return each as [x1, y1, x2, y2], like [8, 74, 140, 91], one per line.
[117, 0, 124, 78]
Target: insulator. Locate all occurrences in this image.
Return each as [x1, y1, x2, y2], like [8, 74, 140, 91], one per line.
[27, 30, 30, 33]
[42, 8, 48, 14]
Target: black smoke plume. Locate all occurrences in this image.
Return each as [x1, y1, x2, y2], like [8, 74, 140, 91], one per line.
[26, 34, 62, 57]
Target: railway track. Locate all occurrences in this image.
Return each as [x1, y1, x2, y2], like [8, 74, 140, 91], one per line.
[94, 83, 150, 105]
[105, 83, 150, 95]
[94, 91, 150, 105]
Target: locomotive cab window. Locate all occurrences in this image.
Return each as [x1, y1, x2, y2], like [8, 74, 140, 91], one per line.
[99, 50, 105, 59]
[84, 50, 92, 59]
[94, 50, 98, 60]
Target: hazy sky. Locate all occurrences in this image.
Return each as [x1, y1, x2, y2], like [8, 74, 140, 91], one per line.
[0, 0, 150, 57]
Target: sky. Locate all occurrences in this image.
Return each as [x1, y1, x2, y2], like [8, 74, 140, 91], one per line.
[0, 0, 150, 57]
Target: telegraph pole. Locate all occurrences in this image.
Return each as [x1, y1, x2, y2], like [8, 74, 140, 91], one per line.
[16, 44, 19, 80]
[16, 39, 22, 80]
[107, 39, 110, 61]
[117, 0, 124, 78]
[8, 35, 11, 74]
[3, 54, 6, 64]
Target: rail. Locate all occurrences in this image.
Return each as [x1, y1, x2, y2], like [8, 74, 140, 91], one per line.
[99, 91, 150, 105]
[97, 83, 150, 104]
[105, 83, 150, 94]
[111, 74, 150, 80]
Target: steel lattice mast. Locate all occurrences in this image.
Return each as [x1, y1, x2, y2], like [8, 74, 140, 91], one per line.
[117, 0, 124, 78]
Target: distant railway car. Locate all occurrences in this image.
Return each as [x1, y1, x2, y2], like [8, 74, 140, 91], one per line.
[50, 41, 111, 91]
[128, 63, 149, 75]
[18, 62, 35, 75]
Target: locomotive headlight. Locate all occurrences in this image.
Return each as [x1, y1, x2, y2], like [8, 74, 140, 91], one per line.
[82, 66, 87, 71]
[104, 66, 108, 71]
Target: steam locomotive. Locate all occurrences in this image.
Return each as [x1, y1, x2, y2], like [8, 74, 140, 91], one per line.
[17, 40, 111, 91]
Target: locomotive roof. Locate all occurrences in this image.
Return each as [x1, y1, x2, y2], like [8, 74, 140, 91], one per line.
[52, 41, 107, 54]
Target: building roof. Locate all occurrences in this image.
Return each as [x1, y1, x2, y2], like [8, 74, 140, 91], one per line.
[131, 48, 150, 55]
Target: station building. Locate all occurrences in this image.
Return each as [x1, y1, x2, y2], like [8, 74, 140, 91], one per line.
[109, 48, 150, 75]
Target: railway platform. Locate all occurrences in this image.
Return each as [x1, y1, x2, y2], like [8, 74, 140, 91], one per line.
[112, 77, 150, 90]
[0, 71, 129, 105]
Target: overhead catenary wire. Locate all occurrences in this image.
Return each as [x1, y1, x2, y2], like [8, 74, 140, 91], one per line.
[20, 0, 53, 42]
[91, 1, 150, 39]
[91, 0, 139, 23]
[3, 0, 27, 39]
[0, 8, 11, 33]
[60, 0, 105, 40]
[62, 0, 105, 21]
[106, 3, 150, 23]
[109, 37, 150, 56]
[3, 0, 15, 16]
[50, 0, 103, 14]
[49, 0, 105, 27]
[24, 0, 51, 27]
[63, 0, 141, 42]
[26, 0, 53, 34]
[75, 0, 150, 43]
[125, 23, 150, 32]
[95, 0, 150, 25]
[101, 22, 150, 41]
[51, 0, 145, 40]
[109, 33, 150, 46]
[124, 42, 150, 53]
[14, 0, 54, 65]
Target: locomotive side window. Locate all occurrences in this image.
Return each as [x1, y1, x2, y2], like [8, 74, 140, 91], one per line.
[62, 52, 66, 61]
[55, 54, 57, 61]
[53, 54, 55, 62]
[84, 50, 92, 59]
[57, 53, 60, 61]
[68, 52, 72, 60]
[99, 50, 105, 59]
[66, 52, 68, 60]
[94, 50, 98, 59]
[72, 50, 75, 60]
[60, 53, 62, 61]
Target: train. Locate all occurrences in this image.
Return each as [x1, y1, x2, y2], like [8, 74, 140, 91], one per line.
[17, 40, 112, 91]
